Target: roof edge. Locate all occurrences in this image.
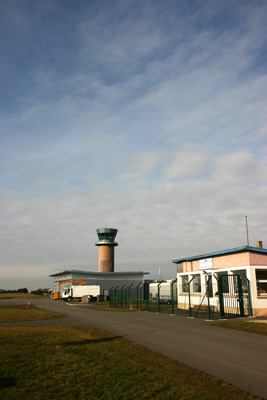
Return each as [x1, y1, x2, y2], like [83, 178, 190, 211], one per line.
[50, 270, 150, 277]
[172, 245, 267, 264]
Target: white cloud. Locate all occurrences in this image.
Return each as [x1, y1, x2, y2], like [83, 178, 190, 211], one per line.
[0, 1, 266, 289]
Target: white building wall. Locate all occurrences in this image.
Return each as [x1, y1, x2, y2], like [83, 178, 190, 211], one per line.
[177, 265, 267, 316]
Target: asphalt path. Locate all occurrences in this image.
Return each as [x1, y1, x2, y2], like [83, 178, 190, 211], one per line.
[1, 297, 266, 399]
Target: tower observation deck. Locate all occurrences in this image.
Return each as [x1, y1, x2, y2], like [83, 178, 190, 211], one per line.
[95, 227, 118, 272]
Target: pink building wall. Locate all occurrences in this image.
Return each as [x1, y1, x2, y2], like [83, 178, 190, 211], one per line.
[213, 252, 250, 269]
[249, 252, 267, 265]
[177, 250, 267, 272]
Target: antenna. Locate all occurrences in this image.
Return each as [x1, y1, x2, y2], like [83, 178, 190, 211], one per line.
[245, 216, 249, 246]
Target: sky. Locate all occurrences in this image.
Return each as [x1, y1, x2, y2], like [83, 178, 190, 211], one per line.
[0, 0, 266, 290]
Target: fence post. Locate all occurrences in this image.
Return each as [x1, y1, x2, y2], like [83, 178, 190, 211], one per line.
[114, 285, 119, 308]
[136, 282, 142, 310]
[171, 278, 177, 314]
[207, 276, 211, 320]
[188, 276, 194, 317]
[128, 283, 133, 309]
[237, 275, 245, 317]
[146, 282, 150, 311]
[140, 284, 143, 310]
[217, 276, 225, 319]
[120, 285, 126, 309]
[157, 280, 164, 313]
[125, 285, 128, 308]
[126, 285, 130, 308]
[246, 278, 253, 316]
[109, 286, 114, 307]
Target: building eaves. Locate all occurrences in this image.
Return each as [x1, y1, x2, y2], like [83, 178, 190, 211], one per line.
[172, 245, 267, 264]
[50, 270, 149, 277]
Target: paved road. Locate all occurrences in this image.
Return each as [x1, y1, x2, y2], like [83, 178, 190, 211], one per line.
[1, 297, 266, 399]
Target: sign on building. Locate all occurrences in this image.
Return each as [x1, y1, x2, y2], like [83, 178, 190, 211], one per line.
[199, 258, 213, 270]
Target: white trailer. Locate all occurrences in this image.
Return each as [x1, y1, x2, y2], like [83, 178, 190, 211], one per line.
[149, 281, 177, 303]
[62, 285, 100, 302]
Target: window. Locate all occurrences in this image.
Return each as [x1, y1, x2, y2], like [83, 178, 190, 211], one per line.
[99, 233, 114, 241]
[205, 274, 213, 297]
[256, 270, 267, 296]
[193, 274, 201, 293]
[181, 275, 189, 293]
[233, 270, 248, 293]
[217, 273, 229, 293]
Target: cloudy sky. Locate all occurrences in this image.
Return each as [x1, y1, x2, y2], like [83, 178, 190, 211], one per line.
[0, 0, 266, 290]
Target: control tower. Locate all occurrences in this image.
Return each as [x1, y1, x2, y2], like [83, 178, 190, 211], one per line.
[95, 227, 118, 272]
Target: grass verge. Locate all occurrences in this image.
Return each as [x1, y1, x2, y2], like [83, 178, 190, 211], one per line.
[66, 301, 135, 311]
[0, 326, 261, 400]
[213, 320, 267, 335]
[0, 305, 64, 322]
[0, 293, 45, 299]
[87, 305, 135, 312]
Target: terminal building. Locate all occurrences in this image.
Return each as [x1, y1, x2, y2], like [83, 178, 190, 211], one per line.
[50, 227, 148, 300]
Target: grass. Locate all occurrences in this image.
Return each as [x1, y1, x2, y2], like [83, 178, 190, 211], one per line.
[67, 301, 135, 312]
[0, 326, 261, 400]
[213, 320, 267, 336]
[0, 305, 64, 322]
[0, 293, 45, 299]
[90, 306, 135, 312]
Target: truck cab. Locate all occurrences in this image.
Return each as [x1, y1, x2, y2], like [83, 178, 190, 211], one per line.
[62, 287, 72, 301]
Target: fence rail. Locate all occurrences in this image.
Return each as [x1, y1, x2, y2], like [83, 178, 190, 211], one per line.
[109, 281, 178, 314]
[109, 274, 252, 320]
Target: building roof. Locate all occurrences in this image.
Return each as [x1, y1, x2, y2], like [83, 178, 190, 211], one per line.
[172, 245, 267, 264]
[50, 270, 149, 277]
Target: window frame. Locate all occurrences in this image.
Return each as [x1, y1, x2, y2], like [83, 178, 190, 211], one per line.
[192, 274, 201, 293]
[181, 275, 189, 293]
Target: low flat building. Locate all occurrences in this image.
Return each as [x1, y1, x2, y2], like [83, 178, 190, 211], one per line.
[173, 243, 267, 317]
[50, 270, 148, 300]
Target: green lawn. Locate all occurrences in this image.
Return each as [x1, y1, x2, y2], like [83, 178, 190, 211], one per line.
[0, 326, 260, 400]
[213, 320, 267, 335]
[0, 305, 64, 322]
[0, 293, 45, 299]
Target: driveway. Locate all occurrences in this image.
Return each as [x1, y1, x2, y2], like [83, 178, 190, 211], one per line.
[1, 297, 266, 399]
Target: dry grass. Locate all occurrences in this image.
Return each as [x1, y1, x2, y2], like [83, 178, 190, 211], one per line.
[0, 293, 45, 299]
[213, 320, 267, 335]
[0, 305, 64, 322]
[87, 305, 135, 311]
[0, 326, 261, 400]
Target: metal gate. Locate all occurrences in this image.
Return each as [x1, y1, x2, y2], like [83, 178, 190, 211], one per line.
[217, 274, 252, 319]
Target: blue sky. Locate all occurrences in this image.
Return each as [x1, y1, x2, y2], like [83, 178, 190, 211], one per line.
[0, 0, 266, 290]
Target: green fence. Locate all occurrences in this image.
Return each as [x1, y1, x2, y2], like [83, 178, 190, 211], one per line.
[109, 280, 178, 314]
[216, 274, 252, 319]
[186, 273, 252, 320]
[109, 274, 253, 321]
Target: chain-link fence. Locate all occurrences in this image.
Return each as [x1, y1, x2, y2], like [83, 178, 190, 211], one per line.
[109, 274, 252, 320]
[178, 274, 252, 320]
[109, 280, 179, 315]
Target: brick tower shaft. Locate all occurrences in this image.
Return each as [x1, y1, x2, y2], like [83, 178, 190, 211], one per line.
[98, 245, 115, 272]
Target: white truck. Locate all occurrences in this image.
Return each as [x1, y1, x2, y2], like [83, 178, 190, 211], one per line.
[61, 285, 100, 302]
[149, 281, 177, 304]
